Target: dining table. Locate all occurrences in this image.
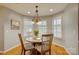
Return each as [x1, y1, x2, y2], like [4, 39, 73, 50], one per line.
[26, 37, 48, 55]
[26, 37, 42, 47]
[26, 37, 49, 47]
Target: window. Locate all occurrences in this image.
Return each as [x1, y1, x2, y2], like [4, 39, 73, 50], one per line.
[52, 16, 62, 38]
[38, 21, 47, 36]
[23, 20, 33, 38]
[23, 19, 47, 38]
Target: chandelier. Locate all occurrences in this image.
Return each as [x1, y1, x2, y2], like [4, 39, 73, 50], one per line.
[32, 6, 40, 24]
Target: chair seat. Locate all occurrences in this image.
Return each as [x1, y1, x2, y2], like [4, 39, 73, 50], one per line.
[24, 43, 34, 50]
[35, 45, 49, 53]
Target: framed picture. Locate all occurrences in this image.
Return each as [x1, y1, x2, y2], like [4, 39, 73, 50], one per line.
[11, 20, 20, 30]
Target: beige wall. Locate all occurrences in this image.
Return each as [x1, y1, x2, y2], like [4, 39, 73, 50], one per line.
[63, 4, 78, 54]
[0, 6, 23, 51]
[0, 7, 4, 51]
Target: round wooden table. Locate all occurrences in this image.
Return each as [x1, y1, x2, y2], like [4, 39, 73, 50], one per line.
[26, 37, 47, 55]
[26, 37, 42, 47]
[26, 37, 48, 47]
[26, 37, 42, 55]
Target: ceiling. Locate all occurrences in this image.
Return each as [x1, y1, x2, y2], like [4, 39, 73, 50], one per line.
[0, 3, 68, 16]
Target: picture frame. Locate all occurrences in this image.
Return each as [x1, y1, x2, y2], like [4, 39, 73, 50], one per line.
[11, 20, 20, 30]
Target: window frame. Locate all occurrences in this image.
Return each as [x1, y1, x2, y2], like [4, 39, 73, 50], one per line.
[52, 16, 63, 39]
[38, 20, 47, 35]
[23, 20, 33, 38]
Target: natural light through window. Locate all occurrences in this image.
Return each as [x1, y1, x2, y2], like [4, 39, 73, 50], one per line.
[38, 20, 47, 36]
[24, 20, 33, 38]
[52, 16, 62, 38]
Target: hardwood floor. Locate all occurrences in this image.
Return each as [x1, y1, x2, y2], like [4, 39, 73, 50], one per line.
[51, 43, 69, 55]
[1, 43, 69, 55]
[0, 51, 3, 55]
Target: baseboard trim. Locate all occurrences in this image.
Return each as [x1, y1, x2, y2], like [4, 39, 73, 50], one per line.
[53, 42, 70, 54]
[64, 48, 71, 55]
[4, 44, 21, 53]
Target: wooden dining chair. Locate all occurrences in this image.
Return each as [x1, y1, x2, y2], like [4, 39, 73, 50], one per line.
[18, 33, 34, 55]
[36, 34, 53, 55]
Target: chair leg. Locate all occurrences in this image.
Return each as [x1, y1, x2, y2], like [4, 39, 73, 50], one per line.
[24, 50, 26, 55]
[21, 49, 23, 55]
[49, 51, 51, 55]
[30, 49, 32, 55]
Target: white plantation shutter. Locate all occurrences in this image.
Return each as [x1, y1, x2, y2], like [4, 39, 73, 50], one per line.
[52, 16, 62, 38]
